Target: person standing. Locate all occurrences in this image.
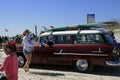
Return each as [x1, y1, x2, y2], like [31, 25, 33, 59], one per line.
[0, 41, 18, 80]
[109, 31, 118, 46]
[22, 29, 34, 72]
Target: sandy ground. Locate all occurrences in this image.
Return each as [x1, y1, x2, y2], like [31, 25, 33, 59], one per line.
[18, 66, 120, 80]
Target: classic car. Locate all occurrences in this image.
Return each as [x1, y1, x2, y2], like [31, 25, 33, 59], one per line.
[16, 28, 120, 73]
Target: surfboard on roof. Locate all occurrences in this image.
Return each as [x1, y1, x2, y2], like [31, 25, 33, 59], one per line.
[41, 23, 108, 33]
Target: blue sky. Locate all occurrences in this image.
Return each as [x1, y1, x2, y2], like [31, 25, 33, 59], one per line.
[0, 0, 120, 36]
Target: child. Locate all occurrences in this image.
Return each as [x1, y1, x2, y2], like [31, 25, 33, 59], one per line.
[0, 41, 18, 80]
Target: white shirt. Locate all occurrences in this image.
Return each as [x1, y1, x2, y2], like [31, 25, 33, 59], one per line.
[23, 36, 34, 52]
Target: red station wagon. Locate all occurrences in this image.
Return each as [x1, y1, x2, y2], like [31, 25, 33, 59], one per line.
[16, 27, 120, 72]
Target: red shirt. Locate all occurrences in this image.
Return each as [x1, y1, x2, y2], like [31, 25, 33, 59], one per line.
[0, 53, 18, 80]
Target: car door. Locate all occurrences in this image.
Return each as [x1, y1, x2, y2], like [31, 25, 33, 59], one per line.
[31, 45, 43, 64]
[31, 36, 53, 64]
[47, 35, 73, 64]
[72, 34, 113, 58]
[72, 44, 113, 57]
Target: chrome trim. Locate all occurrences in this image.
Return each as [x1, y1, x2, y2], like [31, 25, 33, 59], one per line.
[59, 49, 63, 53]
[92, 48, 103, 53]
[18, 56, 25, 67]
[106, 60, 120, 66]
[54, 52, 109, 56]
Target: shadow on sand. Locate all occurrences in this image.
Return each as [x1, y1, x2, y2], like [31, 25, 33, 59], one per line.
[30, 64, 120, 77]
[91, 65, 120, 77]
[31, 71, 65, 77]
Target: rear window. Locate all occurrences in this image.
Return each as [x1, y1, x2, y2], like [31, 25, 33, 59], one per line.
[104, 34, 114, 45]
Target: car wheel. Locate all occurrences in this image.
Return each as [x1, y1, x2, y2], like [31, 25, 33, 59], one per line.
[74, 60, 93, 73]
[18, 55, 26, 68]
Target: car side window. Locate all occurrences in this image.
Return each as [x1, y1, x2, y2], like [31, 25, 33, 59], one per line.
[104, 34, 114, 45]
[48, 35, 54, 42]
[55, 35, 72, 44]
[93, 34, 105, 44]
[74, 34, 105, 44]
[39, 36, 48, 44]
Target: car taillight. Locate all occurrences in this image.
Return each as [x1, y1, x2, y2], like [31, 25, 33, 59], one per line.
[112, 47, 117, 54]
[112, 46, 120, 55]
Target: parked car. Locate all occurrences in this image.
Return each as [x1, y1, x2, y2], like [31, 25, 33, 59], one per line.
[16, 29, 120, 73]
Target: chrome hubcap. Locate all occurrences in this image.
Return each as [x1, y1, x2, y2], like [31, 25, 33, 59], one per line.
[76, 60, 88, 71]
[18, 56, 25, 67]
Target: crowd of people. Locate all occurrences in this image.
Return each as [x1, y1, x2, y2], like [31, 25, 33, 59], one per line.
[0, 36, 9, 43]
[0, 35, 22, 49]
[0, 33, 37, 49]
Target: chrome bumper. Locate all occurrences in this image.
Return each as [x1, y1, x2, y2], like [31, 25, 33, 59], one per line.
[106, 57, 120, 66]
